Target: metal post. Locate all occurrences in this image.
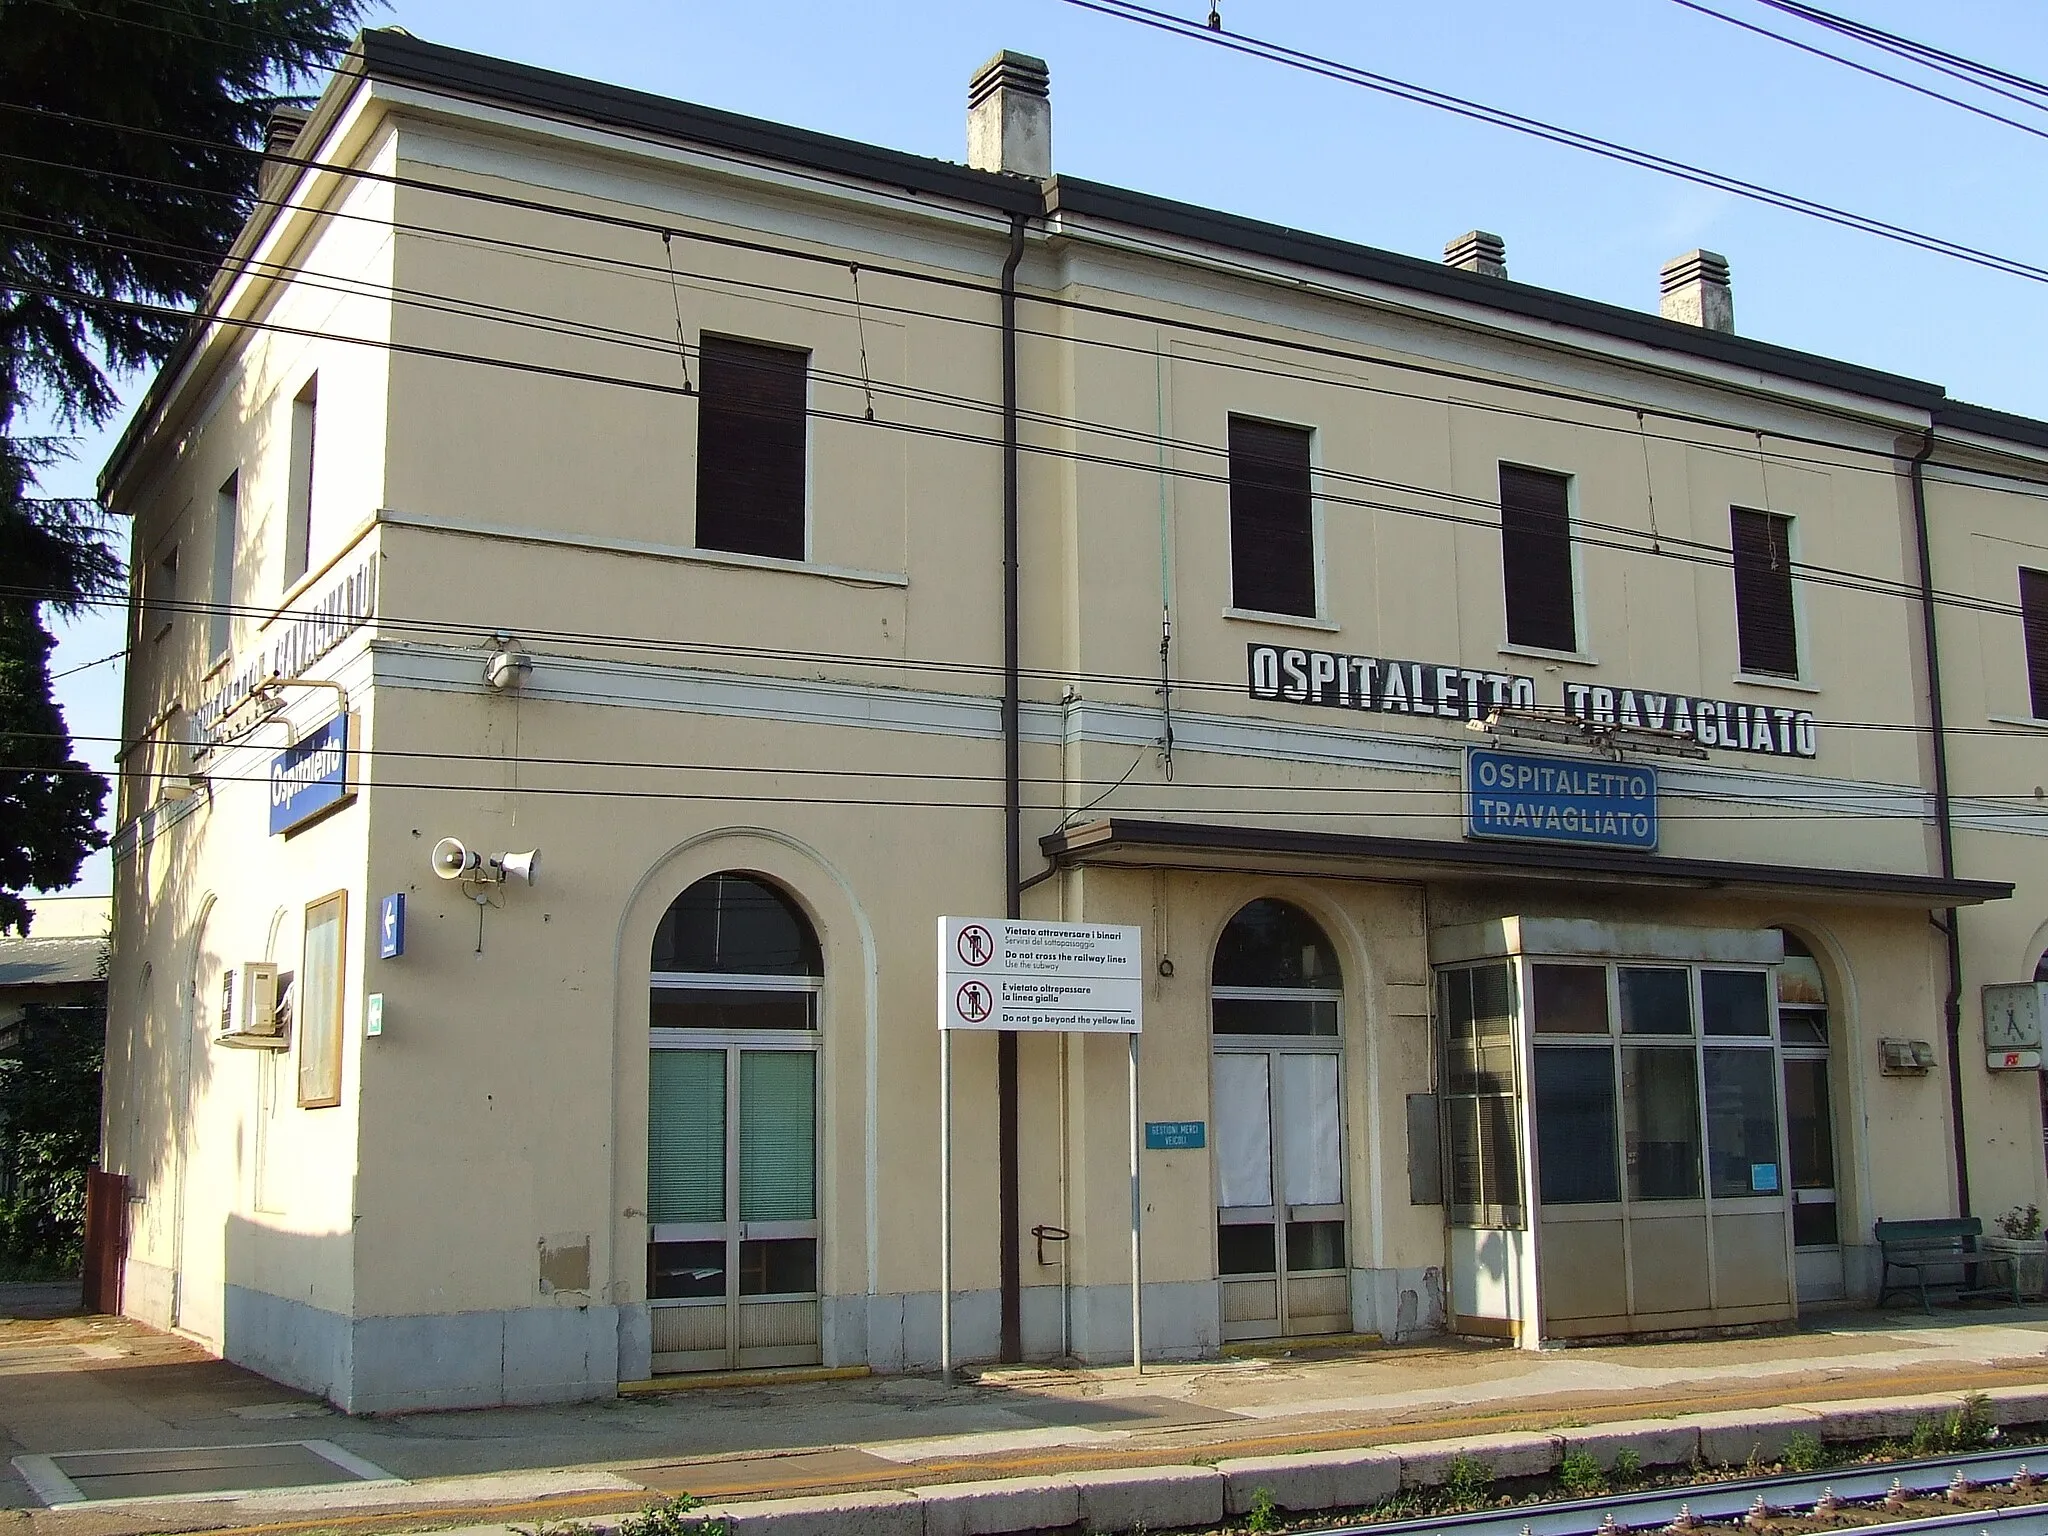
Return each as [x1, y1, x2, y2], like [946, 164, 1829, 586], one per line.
[940, 1027, 954, 1383]
[1128, 1030, 1142, 1375]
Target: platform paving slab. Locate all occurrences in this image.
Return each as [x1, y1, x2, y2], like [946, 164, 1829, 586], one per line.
[916, 1474, 1082, 1536]
[1065, 1463, 1225, 1532]
[1396, 1428, 1563, 1487]
[1557, 1418, 1703, 1472]
[1215, 1446, 1401, 1514]
[1691, 1405, 1826, 1467]
[691, 1489, 923, 1536]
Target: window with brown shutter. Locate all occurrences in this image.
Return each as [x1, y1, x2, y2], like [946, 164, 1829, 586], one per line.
[2022, 567, 2048, 719]
[1228, 417, 1316, 617]
[1731, 507, 1799, 679]
[1499, 465, 1576, 652]
[696, 336, 808, 561]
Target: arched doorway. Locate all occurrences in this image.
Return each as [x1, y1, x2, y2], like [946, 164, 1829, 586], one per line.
[1776, 930, 1843, 1302]
[1211, 898, 1350, 1341]
[646, 874, 822, 1372]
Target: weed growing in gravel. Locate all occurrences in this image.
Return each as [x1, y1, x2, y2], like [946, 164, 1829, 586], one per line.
[1611, 1448, 1642, 1486]
[1440, 1453, 1494, 1509]
[618, 1494, 725, 1536]
[1910, 1394, 1997, 1456]
[1556, 1449, 1606, 1498]
[1785, 1431, 1826, 1473]
[1246, 1486, 1280, 1533]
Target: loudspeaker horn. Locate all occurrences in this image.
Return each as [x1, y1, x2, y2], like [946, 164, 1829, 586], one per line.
[431, 837, 475, 880]
[498, 849, 540, 886]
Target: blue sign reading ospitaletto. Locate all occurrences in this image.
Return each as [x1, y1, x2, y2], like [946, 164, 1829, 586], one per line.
[1465, 746, 1658, 852]
[269, 713, 355, 835]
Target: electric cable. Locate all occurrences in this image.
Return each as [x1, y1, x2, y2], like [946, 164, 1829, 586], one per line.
[1751, 0, 2048, 114]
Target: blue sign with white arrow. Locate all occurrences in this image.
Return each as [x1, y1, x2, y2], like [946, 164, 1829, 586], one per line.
[379, 893, 406, 960]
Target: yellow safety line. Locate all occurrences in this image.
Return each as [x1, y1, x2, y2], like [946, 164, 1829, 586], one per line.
[120, 1361, 2048, 1536]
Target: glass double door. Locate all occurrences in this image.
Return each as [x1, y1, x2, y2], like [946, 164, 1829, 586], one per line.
[1214, 1045, 1350, 1340]
[647, 1042, 819, 1371]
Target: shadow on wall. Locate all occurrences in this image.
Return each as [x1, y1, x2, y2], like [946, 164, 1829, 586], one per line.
[222, 1215, 353, 1402]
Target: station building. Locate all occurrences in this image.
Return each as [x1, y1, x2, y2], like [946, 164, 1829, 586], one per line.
[94, 33, 2048, 1411]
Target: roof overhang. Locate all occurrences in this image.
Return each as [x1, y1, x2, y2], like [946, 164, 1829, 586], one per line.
[1039, 819, 2010, 909]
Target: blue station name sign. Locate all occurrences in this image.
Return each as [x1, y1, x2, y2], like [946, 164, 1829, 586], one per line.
[1465, 746, 1658, 852]
[269, 712, 357, 836]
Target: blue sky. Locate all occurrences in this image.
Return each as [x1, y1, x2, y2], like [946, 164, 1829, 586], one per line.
[31, 0, 2048, 897]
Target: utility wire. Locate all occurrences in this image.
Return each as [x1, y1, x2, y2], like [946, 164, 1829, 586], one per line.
[1669, 0, 2048, 142]
[29, 581, 2048, 745]
[1060, 0, 2048, 285]
[13, 96, 2046, 501]
[1752, 0, 2048, 114]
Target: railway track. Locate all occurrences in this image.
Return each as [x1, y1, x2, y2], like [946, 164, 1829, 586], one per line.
[1317, 1446, 2048, 1536]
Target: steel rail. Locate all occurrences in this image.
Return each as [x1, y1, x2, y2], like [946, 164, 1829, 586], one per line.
[1316, 1445, 2048, 1536]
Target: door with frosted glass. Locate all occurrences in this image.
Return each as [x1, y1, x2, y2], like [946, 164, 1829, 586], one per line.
[647, 1046, 820, 1370]
[1214, 1047, 1349, 1340]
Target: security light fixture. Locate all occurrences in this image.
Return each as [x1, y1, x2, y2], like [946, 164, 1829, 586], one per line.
[1469, 706, 1709, 762]
[483, 634, 532, 692]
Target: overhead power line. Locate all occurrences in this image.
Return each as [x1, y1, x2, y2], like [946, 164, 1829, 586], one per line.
[1752, 0, 2048, 114]
[1060, 0, 2048, 286]
[1669, 0, 2048, 142]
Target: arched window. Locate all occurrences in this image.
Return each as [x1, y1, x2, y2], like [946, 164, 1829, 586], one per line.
[1211, 898, 1341, 1036]
[1210, 899, 1349, 1335]
[646, 874, 822, 1372]
[651, 874, 821, 1031]
[2035, 948, 2048, 984]
[1776, 930, 1838, 1252]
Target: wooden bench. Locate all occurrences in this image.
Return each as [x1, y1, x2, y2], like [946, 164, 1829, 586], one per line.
[1875, 1217, 2020, 1312]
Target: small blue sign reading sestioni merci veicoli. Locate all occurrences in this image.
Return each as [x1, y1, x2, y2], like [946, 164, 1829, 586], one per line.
[1465, 746, 1658, 852]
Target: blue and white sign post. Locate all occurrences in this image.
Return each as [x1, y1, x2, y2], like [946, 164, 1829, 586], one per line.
[1464, 746, 1659, 852]
[268, 713, 357, 836]
[379, 893, 407, 960]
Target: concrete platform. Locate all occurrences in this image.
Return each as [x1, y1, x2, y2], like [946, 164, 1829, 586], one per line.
[8, 1299, 2048, 1534]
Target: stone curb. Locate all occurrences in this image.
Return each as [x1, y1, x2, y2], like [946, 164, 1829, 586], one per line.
[450, 1384, 2048, 1536]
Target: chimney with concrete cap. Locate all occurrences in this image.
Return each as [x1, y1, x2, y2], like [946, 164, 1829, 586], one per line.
[1660, 249, 1734, 333]
[968, 51, 1051, 180]
[259, 105, 310, 201]
[1444, 230, 1507, 279]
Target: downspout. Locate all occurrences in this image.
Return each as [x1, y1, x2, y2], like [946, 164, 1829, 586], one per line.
[1909, 428, 1970, 1217]
[998, 211, 1027, 1363]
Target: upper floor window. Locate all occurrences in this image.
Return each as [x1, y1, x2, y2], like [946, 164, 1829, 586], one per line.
[210, 473, 238, 663]
[696, 336, 808, 562]
[1731, 507, 1799, 679]
[2021, 566, 2048, 719]
[1499, 465, 1576, 653]
[148, 545, 178, 643]
[285, 376, 317, 587]
[1227, 417, 1316, 619]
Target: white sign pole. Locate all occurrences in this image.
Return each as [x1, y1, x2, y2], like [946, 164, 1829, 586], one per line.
[939, 1026, 954, 1384]
[1128, 1030, 1143, 1375]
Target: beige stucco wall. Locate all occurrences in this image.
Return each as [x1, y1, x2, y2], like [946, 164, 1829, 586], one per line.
[92, 56, 2048, 1408]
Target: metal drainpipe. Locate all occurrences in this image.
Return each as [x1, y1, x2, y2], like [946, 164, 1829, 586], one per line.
[998, 211, 1027, 1363]
[1909, 428, 1970, 1217]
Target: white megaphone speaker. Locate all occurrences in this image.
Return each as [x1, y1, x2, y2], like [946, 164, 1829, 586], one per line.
[431, 837, 477, 880]
[498, 849, 540, 886]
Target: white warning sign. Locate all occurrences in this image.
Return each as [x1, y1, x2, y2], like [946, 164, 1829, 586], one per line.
[938, 918, 1143, 1034]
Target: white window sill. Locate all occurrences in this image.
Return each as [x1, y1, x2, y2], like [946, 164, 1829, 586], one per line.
[1499, 642, 1596, 666]
[1989, 713, 2048, 733]
[1223, 606, 1339, 633]
[376, 507, 907, 588]
[1732, 671, 1821, 695]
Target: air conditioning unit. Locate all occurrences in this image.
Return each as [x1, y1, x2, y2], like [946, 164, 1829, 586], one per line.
[216, 962, 285, 1049]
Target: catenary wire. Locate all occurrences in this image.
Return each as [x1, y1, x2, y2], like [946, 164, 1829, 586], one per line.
[65, 726, 2048, 804]
[7, 206, 1986, 614]
[1751, 0, 2048, 113]
[1059, 0, 2048, 285]
[26, 93, 2048, 521]
[1669, 0, 2048, 142]
[5, 271, 2032, 628]
[28, 582, 2048, 747]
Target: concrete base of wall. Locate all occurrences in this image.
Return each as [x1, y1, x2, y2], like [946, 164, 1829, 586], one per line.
[1069, 1281, 1220, 1364]
[121, 1256, 174, 1331]
[1352, 1265, 1445, 1342]
[217, 1288, 620, 1413]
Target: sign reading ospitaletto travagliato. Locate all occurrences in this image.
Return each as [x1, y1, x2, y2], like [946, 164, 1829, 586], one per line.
[1246, 644, 1819, 759]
